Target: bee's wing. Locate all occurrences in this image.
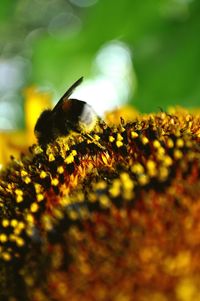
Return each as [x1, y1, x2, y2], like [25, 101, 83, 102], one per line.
[52, 77, 83, 113]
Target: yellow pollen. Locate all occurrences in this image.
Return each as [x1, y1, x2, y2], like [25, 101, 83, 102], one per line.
[16, 195, 23, 203]
[99, 195, 110, 208]
[26, 214, 34, 224]
[132, 163, 144, 174]
[57, 166, 64, 174]
[120, 173, 134, 191]
[159, 167, 169, 180]
[186, 140, 192, 148]
[138, 174, 149, 185]
[18, 222, 25, 230]
[109, 136, 115, 142]
[176, 278, 199, 301]
[0, 234, 8, 243]
[34, 183, 42, 193]
[96, 181, 107, 190]
[26, 227, 34, 236]
[51, 178, 59, 186]
[2, 252, 11, 261]
[153, 140, 161, 148]
[14, 222, 25, 235]
[94, 134, 100, 141]
[24, 177, 31, 184]
[52, 208, 64, 219]
[65, 154, 74, 164]
[167, 138, 174, 148]
[174, 149, 183, 159]
[186, 114, 192, 122]
[63, 143, 69, 151]
[48, 154, 55, 162]
[109, 179, 121, 198]
[14, 228, 21, 235]
[79, 208, 89, 219]
[157, 147, 165, 156]
[176, 138, 184, 148]
[15, 189, 23, 196]
[117, 133, 123, 141]
[37, 193, 44, 202]
[141, 136, 149, 144]
[160, 112, 166, 119]
[146, 160, 157, 177]
[2, 219, 9, 227]
[147, 160, 156, 170]
[30, 202, 39, 213]
[16, 237, 25, 247]
[34, 145, 43, 154]
[11, 219, 18, 227]
[9, 234, 16, 241]
[116, 141, 123, 148]
[170, 118, 175, 125]
[42, 215, 53, 231]
[40, 171, 47, 179]
[21, 170, 28, 177]
[131, 131, 139, 139]
[163, 156, 173, 166]
[71, 150, 77, 156]
[68, 210, 78, 220]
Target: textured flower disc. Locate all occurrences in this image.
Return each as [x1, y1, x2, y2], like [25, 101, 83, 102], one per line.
[0, 108, 199, 301]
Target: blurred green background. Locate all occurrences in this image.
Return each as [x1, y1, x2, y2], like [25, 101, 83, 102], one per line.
[0, 0, 199, 130]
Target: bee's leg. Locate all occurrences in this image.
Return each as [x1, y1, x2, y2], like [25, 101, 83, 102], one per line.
[84, 133, 106, 150]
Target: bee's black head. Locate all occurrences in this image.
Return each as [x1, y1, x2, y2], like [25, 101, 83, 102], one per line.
[34, 109, 54, 145]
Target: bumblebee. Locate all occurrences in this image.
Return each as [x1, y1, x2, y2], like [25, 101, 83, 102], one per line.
[34, 77, 98, 145]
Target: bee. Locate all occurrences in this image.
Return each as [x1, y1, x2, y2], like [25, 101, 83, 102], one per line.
[34, 77, 99, 145]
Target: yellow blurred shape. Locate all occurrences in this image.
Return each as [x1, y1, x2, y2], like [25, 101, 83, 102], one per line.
[24, 86, 52, 144]
[105, 106, 139, 125]
[0, 87, 52, 166]
[176, 277, 200, 301]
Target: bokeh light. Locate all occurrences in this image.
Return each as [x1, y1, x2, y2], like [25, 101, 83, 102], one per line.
[69, 0, 98, 8]
[0, 0, 200, 129]
[72, 41, 136, 114]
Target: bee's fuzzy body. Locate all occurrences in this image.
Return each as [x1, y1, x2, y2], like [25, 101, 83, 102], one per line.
[34, 77, 98, 145]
